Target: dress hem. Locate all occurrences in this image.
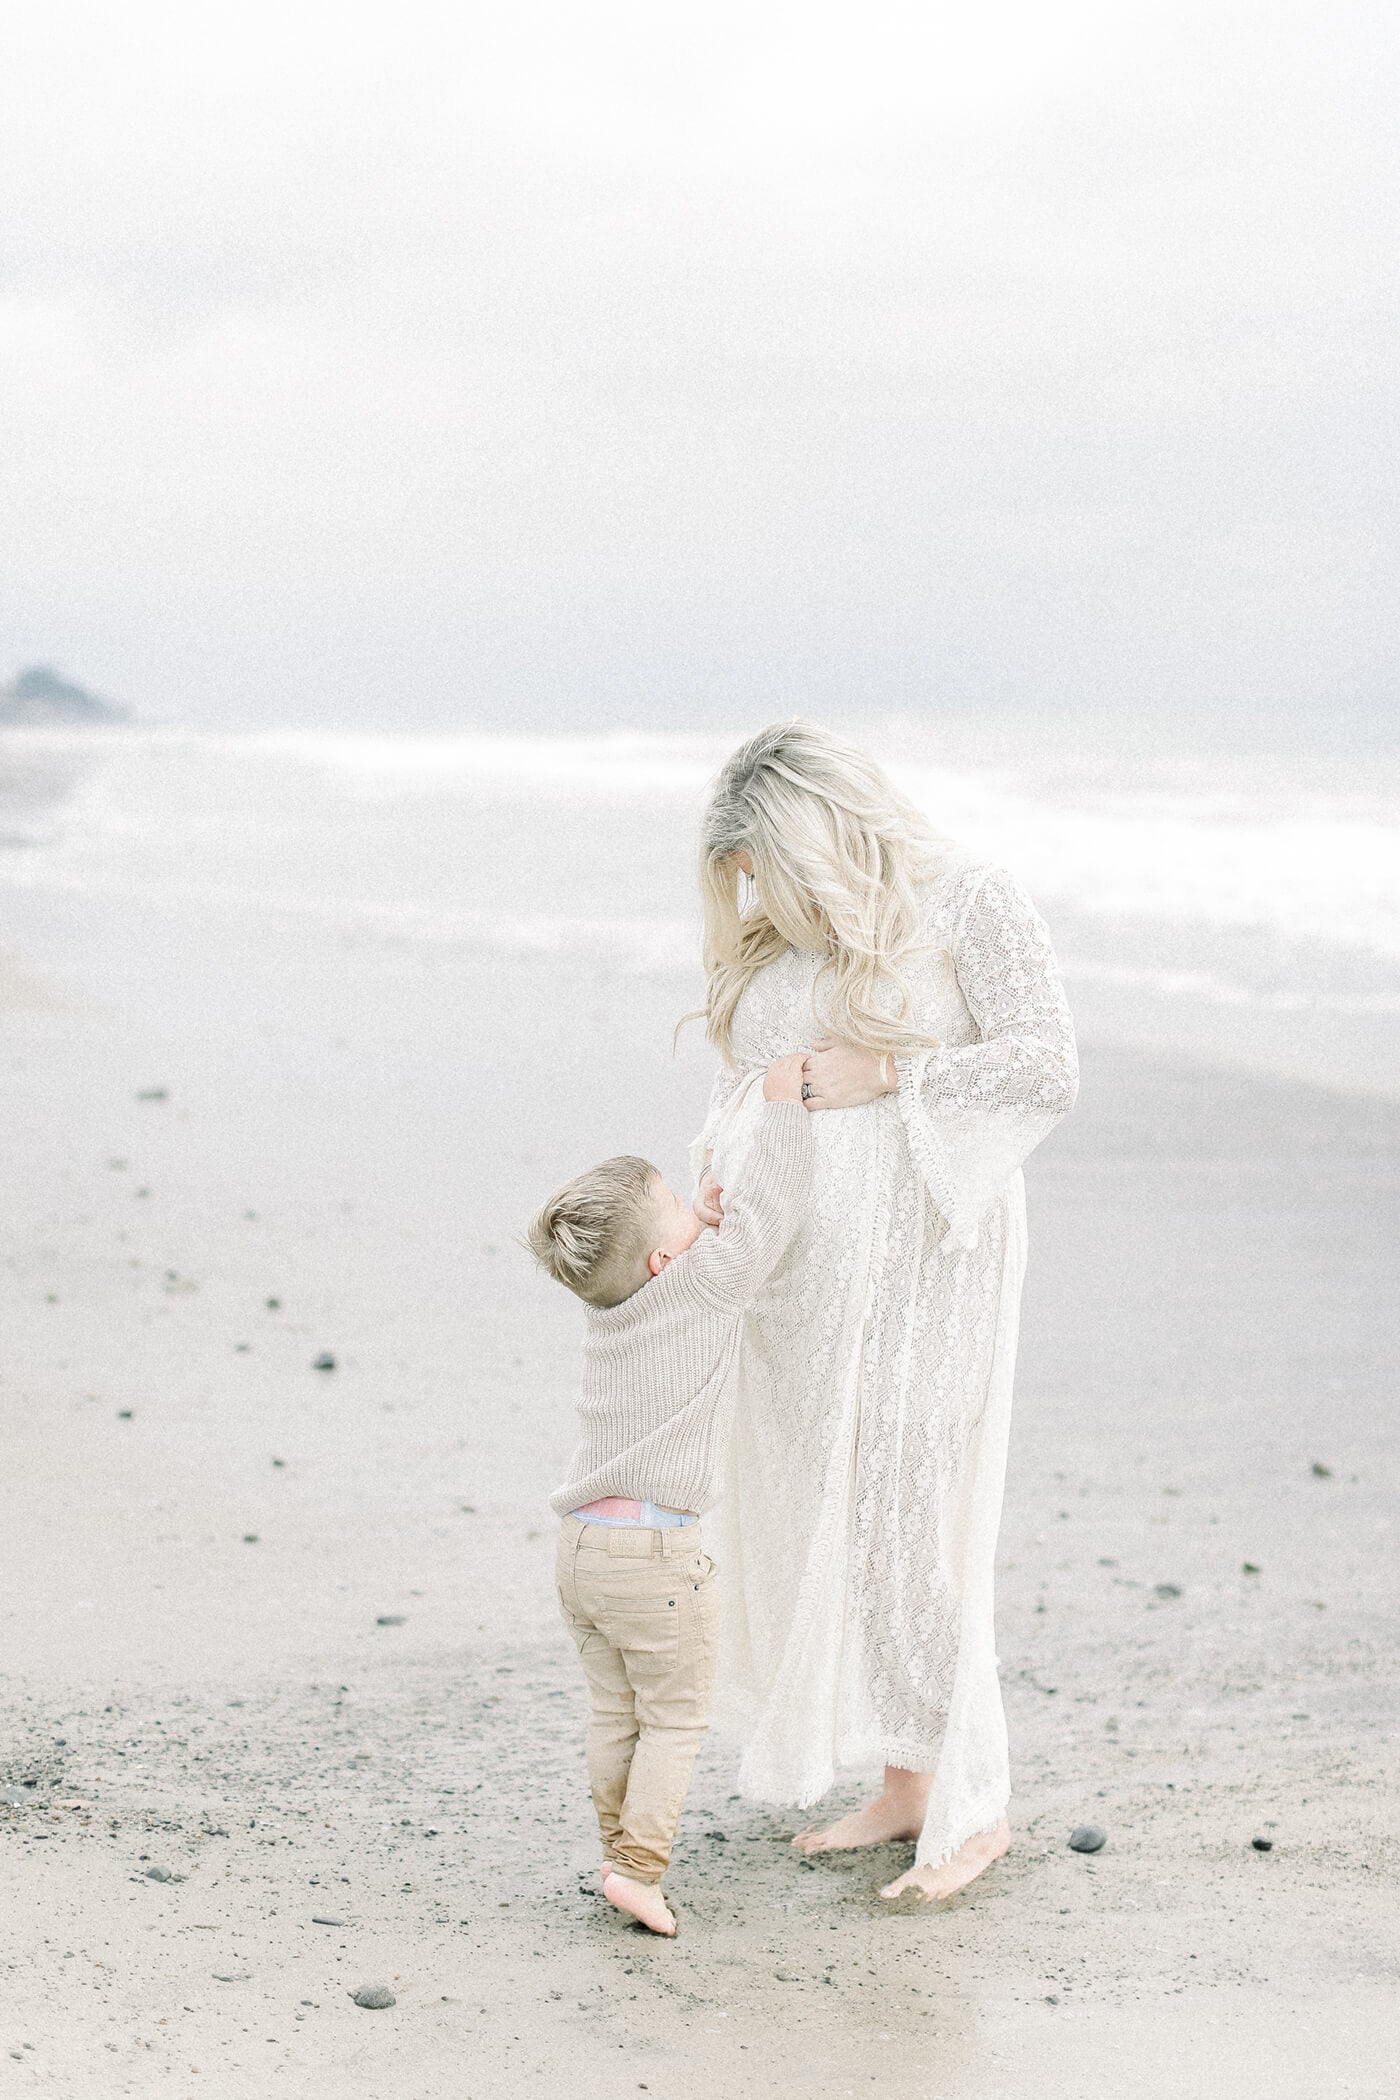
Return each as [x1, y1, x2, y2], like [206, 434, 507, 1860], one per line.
[914, 1799, 1011, 1873]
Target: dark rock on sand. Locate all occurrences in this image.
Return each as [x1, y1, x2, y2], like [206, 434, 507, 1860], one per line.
[1252, 1837, 1274, 1851]
[1154, 1583, 1183, 1598]
[351, 1984, 395, 2009]
[311, 1914, 346, 1926]
[313, 1352, 337, 1371]
[376, 1614, 406, 1627]
[1068, 1825, 1107, 1853]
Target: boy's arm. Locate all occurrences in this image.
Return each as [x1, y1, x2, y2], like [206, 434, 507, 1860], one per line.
[687, 1057, 812, 1309]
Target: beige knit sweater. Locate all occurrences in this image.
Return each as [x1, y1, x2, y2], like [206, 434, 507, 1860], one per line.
[549, 1098, 812, 1516]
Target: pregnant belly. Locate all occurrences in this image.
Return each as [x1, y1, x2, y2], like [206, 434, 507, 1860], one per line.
[756, 1101, 894, 1316]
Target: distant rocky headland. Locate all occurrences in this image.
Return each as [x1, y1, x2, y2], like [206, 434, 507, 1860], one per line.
[0, 666, 129, 726]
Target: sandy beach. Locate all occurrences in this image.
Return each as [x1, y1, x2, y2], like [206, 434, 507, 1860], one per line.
[2, 735, 1398, 2097]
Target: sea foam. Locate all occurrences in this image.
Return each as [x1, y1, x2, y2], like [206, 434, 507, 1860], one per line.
[2, 726, 1398, 976]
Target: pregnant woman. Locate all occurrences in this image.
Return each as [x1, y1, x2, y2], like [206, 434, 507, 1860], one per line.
[692, 721, 1077, 1901]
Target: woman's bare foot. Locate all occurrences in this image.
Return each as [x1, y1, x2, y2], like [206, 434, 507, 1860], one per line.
[793, 1766, 934, 1855]
[601, 1869, 677, 1936]
[879, 1817, 1010, 1902]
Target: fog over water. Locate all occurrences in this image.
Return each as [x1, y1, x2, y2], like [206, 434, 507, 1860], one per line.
[1, 2, 1396, 735]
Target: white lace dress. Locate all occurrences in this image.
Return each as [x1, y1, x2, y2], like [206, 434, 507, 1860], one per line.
[692, 853, 1078, 1868]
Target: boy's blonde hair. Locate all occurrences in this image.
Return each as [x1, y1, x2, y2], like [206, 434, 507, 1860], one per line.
[526, 1155, 661, 1308]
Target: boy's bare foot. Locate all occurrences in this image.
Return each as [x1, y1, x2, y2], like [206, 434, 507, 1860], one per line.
[878, 1818, 1011, 1903]
[601, 1869, 677, 1936]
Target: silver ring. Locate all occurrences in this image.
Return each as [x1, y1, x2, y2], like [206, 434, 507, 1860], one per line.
[801, 1082, 813, 1101]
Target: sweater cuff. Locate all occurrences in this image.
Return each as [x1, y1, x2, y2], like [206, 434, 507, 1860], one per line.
[755, 1095, 813, 1169]
[759, 1096, 808, 1125]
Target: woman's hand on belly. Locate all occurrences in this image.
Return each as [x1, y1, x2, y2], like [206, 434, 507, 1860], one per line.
[801, 1037, 899, 1111]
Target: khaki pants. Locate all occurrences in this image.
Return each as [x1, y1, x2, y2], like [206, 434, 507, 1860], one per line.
[556, 1515, 718, 1886]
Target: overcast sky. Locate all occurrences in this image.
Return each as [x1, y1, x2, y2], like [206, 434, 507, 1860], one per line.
[1, 1, 1395, 733]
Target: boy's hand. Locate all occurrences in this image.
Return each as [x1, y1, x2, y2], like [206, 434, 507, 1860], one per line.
[763, 1052, 808, 1103]
[694, 1173, 724, 1228]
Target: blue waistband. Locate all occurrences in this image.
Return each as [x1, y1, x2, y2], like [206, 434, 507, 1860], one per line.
[571, 1500, 699, 1529]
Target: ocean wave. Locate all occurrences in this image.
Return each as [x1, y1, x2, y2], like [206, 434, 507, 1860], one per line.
[6, 853, 1400, 1019]
[3, 726, 1399, 965]
[1067, 961, 1400, 1017]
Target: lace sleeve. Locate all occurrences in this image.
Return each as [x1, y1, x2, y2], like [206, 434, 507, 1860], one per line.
[896, 865, 1078, 1250]
[689, 1059, 750, 1191]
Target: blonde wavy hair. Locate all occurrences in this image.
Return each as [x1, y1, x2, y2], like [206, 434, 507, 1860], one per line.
[699, 720, 946, 1063]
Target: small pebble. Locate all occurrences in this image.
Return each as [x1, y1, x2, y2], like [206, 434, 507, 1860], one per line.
[311, 1915, 345, 1927]
[213, 1973, 249, 1983]
[1242, 1561, 1261, 1574]
[1251, 1837, 1273, 1852]
[351, 1984, 395, 2010]
[242, 1534, 259, 1545]
[774, 1967, 797, 1982]
[266, 1297, 282, 1310]
[1068, 1825, 1106, 1853]
[117, 1410, 134, 1420]
[136, 1087, 168, 1101]
[1311, 1461, 1332, 1478]
[313, 1352, 337, 1372]
[1154, 1583, 1182, 1599]
[1, 1787, 27, 1807]
[145, 1866, 178, 1882]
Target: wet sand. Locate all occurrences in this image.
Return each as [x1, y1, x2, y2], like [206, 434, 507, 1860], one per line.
[1, 870, 1398, 2096]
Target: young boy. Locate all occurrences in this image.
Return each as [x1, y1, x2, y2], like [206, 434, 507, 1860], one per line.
[526, 1054, 810, 1936]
